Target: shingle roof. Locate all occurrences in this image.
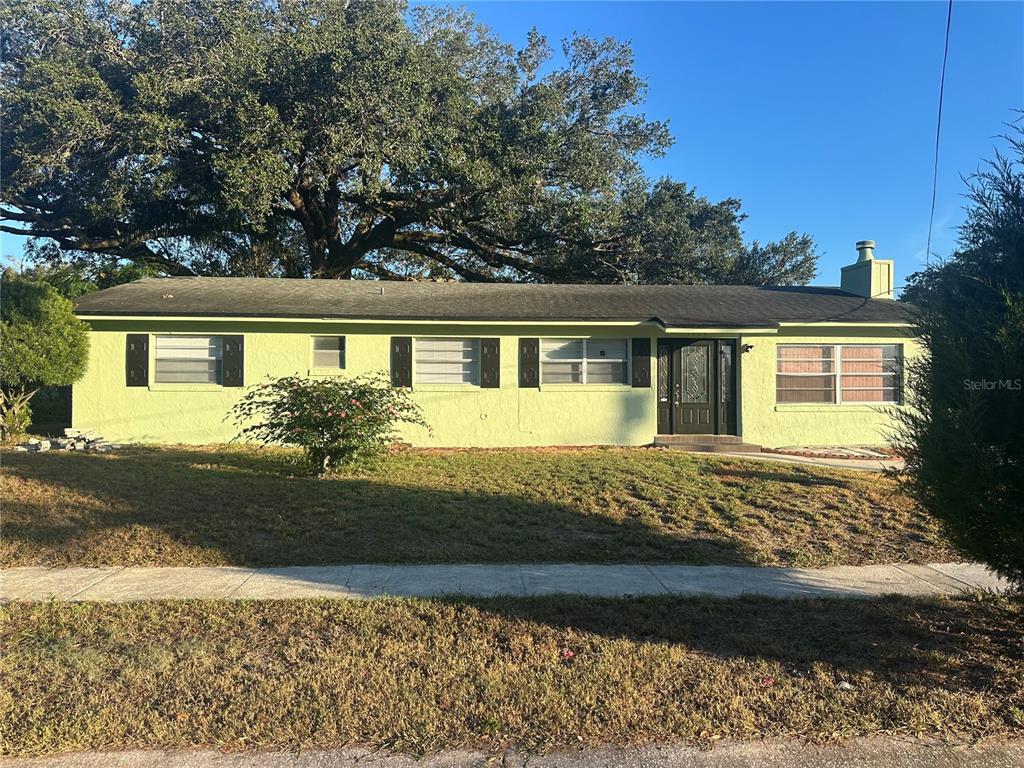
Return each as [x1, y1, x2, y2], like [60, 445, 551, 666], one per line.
[72, 277, 914, 327]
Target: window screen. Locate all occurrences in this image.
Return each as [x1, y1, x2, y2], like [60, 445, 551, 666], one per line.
[776, 344, 901, 404]
[312, 336, 345, 369]
[154, 336, 223, 384]
[540, 339, 584, 383]
[414, 338, 480, 384]
[840, 345, 901, 402]
[776, 345, 835, 403]
[541, 339, 628, 384]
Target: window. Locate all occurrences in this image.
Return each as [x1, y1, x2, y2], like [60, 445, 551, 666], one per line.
[776, 345, 835, 403]
[312, 336, 345, 369]
[776, 344, 901, 404]
[541, 338, 628, 384]
[415, 338, 480, 384]
[154, 335, 223, 384]
[840, 345, 902, 402]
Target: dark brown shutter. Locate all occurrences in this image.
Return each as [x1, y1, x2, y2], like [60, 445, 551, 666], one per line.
[125, 334, 149, 387]
[390, 336, 412, 387]
[519, 338, 539, 388]
[631, 337, 651, 387]
[222, 336, 245, 387]
[480, 338, 500, 388]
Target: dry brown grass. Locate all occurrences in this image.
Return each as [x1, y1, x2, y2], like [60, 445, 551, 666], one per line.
[1, 595, 1022, 756]
[1, 445, 956, 567]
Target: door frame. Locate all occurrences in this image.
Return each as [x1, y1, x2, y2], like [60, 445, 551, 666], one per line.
[656, 338, 739, 436]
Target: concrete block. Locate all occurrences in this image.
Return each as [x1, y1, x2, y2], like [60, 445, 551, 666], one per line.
[648, 565, 820, 598]
[780, 564, 947, 598]
[343, 565, 397, 597]
[521, 565, 666, 597]
[926, 562, 1015, 594]
[74, 567, 253, 602]
[1, 567, 123, 600]
[385, 565, 524, 598]
[229, 566, 353, 599]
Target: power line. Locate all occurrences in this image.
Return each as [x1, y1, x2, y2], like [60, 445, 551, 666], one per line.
[925, 0, 954, 268]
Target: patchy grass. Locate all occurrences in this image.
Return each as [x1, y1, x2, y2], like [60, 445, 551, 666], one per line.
[1, 445, 955, 567]
[1, 595, 1021, 755]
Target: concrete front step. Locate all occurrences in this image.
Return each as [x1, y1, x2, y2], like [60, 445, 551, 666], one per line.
[653, 435, 762, 453]
[659, 442, 763, 453]
[655, 434, 745, 444]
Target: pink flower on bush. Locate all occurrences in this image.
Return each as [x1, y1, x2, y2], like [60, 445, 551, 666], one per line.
[231, 372, 427, 474]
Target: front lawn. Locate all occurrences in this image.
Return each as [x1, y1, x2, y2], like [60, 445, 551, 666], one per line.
[1, 595, 1021, 755]
[1, 445, 955, 567]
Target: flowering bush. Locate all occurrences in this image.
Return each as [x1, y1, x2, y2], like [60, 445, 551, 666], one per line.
[231, 373, 427, 473]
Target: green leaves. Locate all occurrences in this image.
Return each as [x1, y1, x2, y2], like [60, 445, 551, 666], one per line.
[232, 372, 428, 474]
[0, 269, 90, 437]
[3, 0, 815, 285]
[894, 123, 1024, 586]
[0, 270, 90, 390]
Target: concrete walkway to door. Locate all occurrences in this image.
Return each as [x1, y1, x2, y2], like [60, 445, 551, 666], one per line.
[712, 451, 905, 472]
[1, 562, 1011, 602]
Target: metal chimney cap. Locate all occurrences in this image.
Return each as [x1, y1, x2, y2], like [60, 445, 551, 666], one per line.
[855, 240, 876, 261]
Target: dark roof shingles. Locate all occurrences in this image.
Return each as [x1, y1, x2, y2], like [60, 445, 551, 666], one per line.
[72, 277, 914, 326]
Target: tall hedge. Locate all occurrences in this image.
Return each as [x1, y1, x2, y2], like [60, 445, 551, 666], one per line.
[895, 127, 1024, 586]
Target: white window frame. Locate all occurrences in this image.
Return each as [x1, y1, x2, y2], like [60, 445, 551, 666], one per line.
[413, 337, 481, 386]
[776, 344, 902, 405]
[310, 335, 346, 370]
[540, 338, 629, 385]
[153, 335, 224, 385]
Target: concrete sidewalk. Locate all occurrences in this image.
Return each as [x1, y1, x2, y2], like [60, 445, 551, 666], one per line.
[1, 561, 1011, 602]
[5, 739, 1024, 768]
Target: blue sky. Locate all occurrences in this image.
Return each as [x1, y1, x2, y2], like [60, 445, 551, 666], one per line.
[3, 1, 1022, 293]
[448, 0, 1023, 292]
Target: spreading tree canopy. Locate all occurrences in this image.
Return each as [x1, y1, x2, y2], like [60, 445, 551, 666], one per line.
[2, 0, 817, 284]
[895, 122, 1024, 585]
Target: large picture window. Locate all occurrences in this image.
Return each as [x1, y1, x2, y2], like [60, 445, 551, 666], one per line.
[154, 335, 223, 384]
[776, 344, 901, 404]
[540, 339, 628, 384]
[415, 338, 480, 384]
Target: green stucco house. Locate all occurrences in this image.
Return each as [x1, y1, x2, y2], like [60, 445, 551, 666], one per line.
[71, 241, 913, 450]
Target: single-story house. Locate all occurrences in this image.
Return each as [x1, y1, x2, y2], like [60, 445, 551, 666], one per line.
[70, 240, 913, 450]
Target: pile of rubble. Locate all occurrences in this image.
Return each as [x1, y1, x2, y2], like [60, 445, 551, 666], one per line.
[12, 429, 122, 453]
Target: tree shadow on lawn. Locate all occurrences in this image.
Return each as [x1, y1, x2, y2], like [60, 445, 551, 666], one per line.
[447, 592, 1023, 695]
[696, 461, 857, 489]
[4, 448, 1018, 701]
[2, 447, 759, 567]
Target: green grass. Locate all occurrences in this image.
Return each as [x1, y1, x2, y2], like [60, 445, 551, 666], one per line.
[1, 445, 955, 567]
[1, 595, 1021, 755]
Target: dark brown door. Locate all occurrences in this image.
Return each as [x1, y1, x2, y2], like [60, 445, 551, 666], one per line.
[657, 339, 737, 436]
[676, 341, 714, 433]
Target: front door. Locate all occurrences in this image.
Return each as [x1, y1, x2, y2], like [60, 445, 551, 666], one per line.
[657, 339, 737, 435]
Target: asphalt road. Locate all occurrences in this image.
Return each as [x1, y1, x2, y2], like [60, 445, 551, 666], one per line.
[4, 739, 1023, 768]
